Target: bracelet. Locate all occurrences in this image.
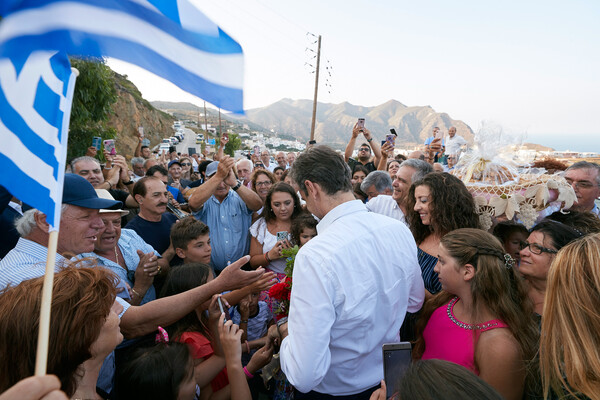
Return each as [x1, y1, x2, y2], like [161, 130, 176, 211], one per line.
[240, 320, 248, 324]
[243, 366, 254, 379]
[264, 252, 271, 262]
[131, 288, 142, 298]
[367, 138, 373, 142]
[245, 340, 250, 353]
[107, 181, 113, 190]
[122, 180, 133, 185]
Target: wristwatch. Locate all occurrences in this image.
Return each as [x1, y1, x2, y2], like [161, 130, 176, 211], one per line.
[232, 179, 242, 191]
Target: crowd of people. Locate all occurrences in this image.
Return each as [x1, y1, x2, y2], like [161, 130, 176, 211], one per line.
[0, 123, 600, 400]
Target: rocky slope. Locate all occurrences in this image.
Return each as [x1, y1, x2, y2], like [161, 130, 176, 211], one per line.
[108, 73, 175, 158]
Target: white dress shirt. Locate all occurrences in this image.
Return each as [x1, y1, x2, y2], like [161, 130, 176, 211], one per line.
[365, 195, 406, 225]
[445, 134, 467, 155]
[280, 200, 424, 395]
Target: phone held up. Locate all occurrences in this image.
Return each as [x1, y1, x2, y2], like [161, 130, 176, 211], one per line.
[386, 128, 397, 147]
[92, 136, 102, 150]
[382, 342, 412, 398]
[103, 139, 116, 156]
[217, 297, 231, 323]
[357, 118, 365, 131]
[276, 231, 289, 243]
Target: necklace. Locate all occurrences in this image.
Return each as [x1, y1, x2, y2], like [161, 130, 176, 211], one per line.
[114, 246, 119, 266]
[446, 297, 499, 330]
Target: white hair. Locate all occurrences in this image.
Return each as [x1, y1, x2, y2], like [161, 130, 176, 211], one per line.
[15, 204, 69, 237]
[237, 158, 253, 172]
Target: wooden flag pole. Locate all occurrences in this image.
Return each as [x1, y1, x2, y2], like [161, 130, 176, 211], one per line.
[34, 229, 59, 375]
[309, 35, 322, 142]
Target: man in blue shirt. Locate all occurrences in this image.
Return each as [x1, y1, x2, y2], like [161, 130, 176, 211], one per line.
[188, 156, 262, 273]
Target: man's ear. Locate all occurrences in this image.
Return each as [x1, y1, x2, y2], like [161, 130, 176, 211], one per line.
[134, 194, 143, 205]
[463, 263, 475, 282]
[34, 212, 50, 233]
[304, 180, 319, 198]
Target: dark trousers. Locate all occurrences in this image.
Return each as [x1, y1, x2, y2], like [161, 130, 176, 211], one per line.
[294, 385, 379, 400]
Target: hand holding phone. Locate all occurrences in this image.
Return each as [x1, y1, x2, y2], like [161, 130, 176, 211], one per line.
[103, 139, 116, 156]
[92, 136, 102, 150]
[357, 118, 365, 130]
[276, 231, 289, 243]
[217, 297, 231, 323]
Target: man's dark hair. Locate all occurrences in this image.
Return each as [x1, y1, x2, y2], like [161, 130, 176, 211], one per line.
[170, 216, 210, 250]
[290, 145, 352, 196]
[141, 145, 149, 151]
[545, 210, 600, 235]
[146, 165, 168, 177]
[132, 176, 162, 198]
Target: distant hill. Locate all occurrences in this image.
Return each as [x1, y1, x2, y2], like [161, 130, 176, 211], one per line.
[236, 98, 475, 148]
[521, 142, 554, 152]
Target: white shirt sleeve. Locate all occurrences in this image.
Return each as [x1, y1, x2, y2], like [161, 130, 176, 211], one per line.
[280, 251, 336, 392]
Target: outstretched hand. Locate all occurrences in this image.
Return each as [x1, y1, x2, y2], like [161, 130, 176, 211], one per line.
[217, 255, 265, 292]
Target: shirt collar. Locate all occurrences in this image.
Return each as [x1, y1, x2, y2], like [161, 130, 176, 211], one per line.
[316, 200, 366, 234]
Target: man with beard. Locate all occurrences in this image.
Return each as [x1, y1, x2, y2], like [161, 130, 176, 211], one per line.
[344, 123, 382, 174]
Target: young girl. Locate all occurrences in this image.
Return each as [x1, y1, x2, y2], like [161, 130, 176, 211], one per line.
[115, 342, 198, 400]
[413, 228, 538, 400]
[160, 263, 272, 400]
[290, 213, 318, 247]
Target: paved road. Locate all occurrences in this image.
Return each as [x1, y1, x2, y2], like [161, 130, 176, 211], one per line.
[176, 127, 201, 156]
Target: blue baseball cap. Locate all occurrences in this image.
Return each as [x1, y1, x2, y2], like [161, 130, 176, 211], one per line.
[206, 161, 219, 177]
[62, 174, 122, 209]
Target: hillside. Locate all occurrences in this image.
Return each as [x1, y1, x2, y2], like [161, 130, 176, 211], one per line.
[237, 98, 474, 147]
[108, 73, 175, 157]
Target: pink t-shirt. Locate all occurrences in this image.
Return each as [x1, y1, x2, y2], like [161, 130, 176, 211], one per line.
[421, 297, 508, 374]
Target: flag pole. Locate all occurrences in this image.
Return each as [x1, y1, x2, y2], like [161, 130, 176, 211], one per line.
[34, 230, 59, 375]
[34, 66, 79, 375]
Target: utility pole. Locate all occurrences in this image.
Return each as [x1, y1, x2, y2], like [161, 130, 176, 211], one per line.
[203, 101, 208, 134]
[218, 108, 222, 137]
[309, 35, 321, 142]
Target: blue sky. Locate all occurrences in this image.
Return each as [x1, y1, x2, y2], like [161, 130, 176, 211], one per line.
[108, 0, 600, 150]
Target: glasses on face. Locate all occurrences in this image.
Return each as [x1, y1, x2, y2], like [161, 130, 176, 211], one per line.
[519, 241, 557, 255]
[180, 163, 191, 166]
[359, 147, 370, 153]
[256, 181, 272, 187]
[565, 178, 597, 190]
[254, 164, 264, 168]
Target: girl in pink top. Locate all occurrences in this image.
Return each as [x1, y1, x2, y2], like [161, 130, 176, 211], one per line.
[413, 229, 538, 400]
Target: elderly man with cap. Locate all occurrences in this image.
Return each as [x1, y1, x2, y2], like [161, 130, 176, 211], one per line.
[0, 173, 123, 289]
[188, 155, 262, 273]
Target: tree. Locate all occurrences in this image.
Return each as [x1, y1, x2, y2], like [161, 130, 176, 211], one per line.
[67, 57, 118, 161]
[224, 133, 242, 157]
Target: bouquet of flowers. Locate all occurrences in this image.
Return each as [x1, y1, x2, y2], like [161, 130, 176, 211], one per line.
[267, 245, 299, 318]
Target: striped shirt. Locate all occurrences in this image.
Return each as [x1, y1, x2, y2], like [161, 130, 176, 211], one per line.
[418, 247, 442, 294]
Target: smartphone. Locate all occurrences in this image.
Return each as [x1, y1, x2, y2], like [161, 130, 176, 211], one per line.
[103, 139, 116, 155]
[385, 134, 396, 147]
[382, 342, 412, 398]
[217, 297, 231, 322]
[253, 145, 261, 157]
[223, 133, 229, 141]
[276, 231, 289, 242]
[357, 118, 365, 129]
[188, 147, 197, 156]
[308, 140, 317, 145]
[92, 136, 102, 150]
[138, 126, 144, 138]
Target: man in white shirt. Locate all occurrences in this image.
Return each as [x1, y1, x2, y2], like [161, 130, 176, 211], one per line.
[277, 145, 425, 399]
[444, 126, 467, 157]
[366, 159, 432, 224]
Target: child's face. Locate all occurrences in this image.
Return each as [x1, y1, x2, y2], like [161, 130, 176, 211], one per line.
[299, 227, 317, 247]
[244, 292, 260, 316]
[176, 358, 197, 400]
[181, 234, 211, 264]
[504, 231, 528, 261]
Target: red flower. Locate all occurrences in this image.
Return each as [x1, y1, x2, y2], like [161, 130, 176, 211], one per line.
[269, 282, 290, 301]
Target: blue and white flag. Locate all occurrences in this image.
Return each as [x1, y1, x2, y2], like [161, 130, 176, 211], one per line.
[0, 0, 244, 113]
[0, 51, 77, 229]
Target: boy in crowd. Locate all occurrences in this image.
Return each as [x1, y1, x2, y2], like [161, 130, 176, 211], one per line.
[170, 216, 212, 265]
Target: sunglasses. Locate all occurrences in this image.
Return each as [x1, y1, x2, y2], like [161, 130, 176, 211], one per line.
[359, 147, 371, 152]
[519, 241, 557, 255]
[180, 163, 191, 166]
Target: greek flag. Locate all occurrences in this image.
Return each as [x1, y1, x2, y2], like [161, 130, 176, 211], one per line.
[0, 51, 77, 229]
[0, 0, 244, 113]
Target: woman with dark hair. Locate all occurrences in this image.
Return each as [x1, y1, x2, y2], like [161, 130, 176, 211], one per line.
[518, 219, 582, 316]
[273, 166, 285, 182]
[249, 182, 303, 276]
[406, 172, 480, 296]
[0, 265, 122, 399]
[351, 164, 369, 185]
[179, 156, 199, 183]
[250, 169, 276, 205]
[413, 229, 538, 400]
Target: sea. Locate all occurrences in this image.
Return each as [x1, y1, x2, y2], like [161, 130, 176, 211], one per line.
[525, 133, 600, 153]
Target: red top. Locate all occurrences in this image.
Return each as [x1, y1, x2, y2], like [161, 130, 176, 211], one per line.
[180, 331, 229, 392]
[421, 297, 509, 374]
